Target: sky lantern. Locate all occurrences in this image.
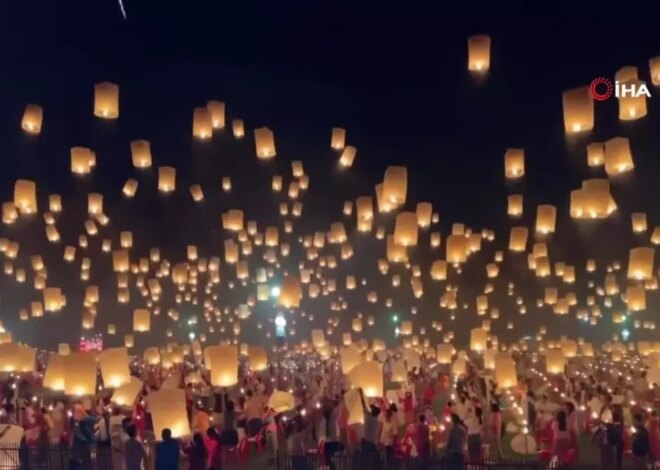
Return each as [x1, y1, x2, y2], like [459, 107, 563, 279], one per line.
[393, 212, 418, 247]
[329, 222, 347, 243]
[189, 184, 204, 202]
[626, 285, 646, 311]
[148, 389, 191, 439]
[446, 234, 468, 263]
[352, 318, 362, 332]
[222, 210, 244, 231]
[467, 34, 491, 72]
[507, 194, 523, 217]
[279, 275, 302, 308]
[504, 149, 524, 178]
[2, 204, 17, 225]
[193, 108, 213, 140]
[632, 213, 647, 233]
[416, 202, 432, 227]
[122, 179, 138, 198]
[382, 166, 407, 207]
[112, 377, 143, 407]
[64, 352, 97, 396]
[470, 328, 488, 352]
[130, 140, 152, 168]
[43, 354, 66, 391]
[158, 166, 176, 192]
[206, 100, 225, 129]
[331, 127, 346, 149]
[206, 344, 238, 386]
[604, 137, 634, 176]
[113, 250, 130, 272]
[509, 226, 528, 252]
[254, 127, 276, 159]
[21, 104, 43, 134]
[494, 354, 517, 388]
[562, 86, 593, 134]
[545, 349, 565, 374]
[70, 147, 93, 175]
[133, 309, 151, 332]
[628, 247, 654, 281]
[231, 118, 245, 138]
[94, 82, 119, 118]
[14, 180, 37, 214]
[535, 205, 556, 234]
[87, 193, 103, 215]
[587, 142, 605, 167]
[386, 236, 408, 263]
[618, 79, 648, 120]
[98, 347, 131, 388]
[348, 361, 383, 398]
[339, 146, 357, 168]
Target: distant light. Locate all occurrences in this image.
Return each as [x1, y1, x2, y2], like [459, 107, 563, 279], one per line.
[275, 315, 286, 328]
[392, 315, 399, 322]
[189, 332, 196, 340]
[270, 286, 281, 298]
[622, 329, 630, 340]
[394, 327, 400, 337]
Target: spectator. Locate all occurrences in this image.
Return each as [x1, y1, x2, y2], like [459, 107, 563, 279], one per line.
[380, 409, 397, 467]
[464, 406, 484, 462]
[155, 428, 180, 470]
[123, 424, 147, 470]
[184, 433, 208, 470]
[445, 413, 466, 467]
[416, 413, 431, 463]
[632, 413, 650, 469]
[359, 388, 380, 467]
[552, 410, 571, 463]
[206, 427, 223, 470]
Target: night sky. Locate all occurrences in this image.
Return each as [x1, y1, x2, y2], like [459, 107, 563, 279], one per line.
[1, 1, 660, 351]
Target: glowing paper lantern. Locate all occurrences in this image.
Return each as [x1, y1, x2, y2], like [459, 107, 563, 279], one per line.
[382, 166, 407, 208]
[504, 149, 524, 178]
[470, 328, 488, 352]
[14, 180, 37, 214]
[632, 213, 647, 233]
[446, 234, 468, 263]
[494, 355, 517, 388]
[254, 127, 276, 158]
[604, 137, 634, 176]
[628, 247, 654, 281]
[545, 349, 565, 374]
[158, 167, 176, 192]
[416, 202, 432, 227]
[248, 346, 268, 371]
[535, 205, 556, 235]
[112, 377, 143, 407]
[331, 127, 346, 149]
[508, 195, 523, 217]
[562, 86, 593, 134]
[587, 142, 605, 167]
[279, 275, 302, 308]
[98, 348, 131, 388]
[618, 80, 648, 120]
[268, 391, 295, 414]
[347, 361, 383, 398]
[467, 34, 491, 72]
[192, 107, 213, 139]
[21, 104, 43, 134]
[64, 352, 97, 396]
[43, 354, 66, 391]
[94, 82, 119, 118]
[123, 179, 138, 198]
[133, 309, 151, 332]
[206, 100, 225, 129]
[626, 285, 646, 311]
[206, 345, 238, 386]
[148, 389, 191, 439]
[340, 345, 363, 374]
[509, 227, 528, 252]
[393, 212, 419, 247]
[130, 140, 152, 168]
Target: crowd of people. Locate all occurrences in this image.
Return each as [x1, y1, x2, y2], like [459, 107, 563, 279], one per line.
[0, 352, 658, 469]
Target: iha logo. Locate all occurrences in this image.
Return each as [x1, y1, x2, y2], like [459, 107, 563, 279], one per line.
[589, 77, 651, 101]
